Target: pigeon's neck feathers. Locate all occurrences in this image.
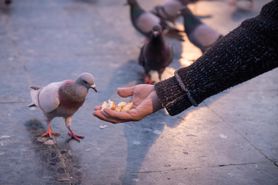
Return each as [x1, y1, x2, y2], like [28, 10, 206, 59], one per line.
[148, 34, 165, 51]
[59, 81, 88, 103]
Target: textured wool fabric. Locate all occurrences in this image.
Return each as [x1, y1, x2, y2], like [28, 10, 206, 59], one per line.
[155, 0, 278, 116]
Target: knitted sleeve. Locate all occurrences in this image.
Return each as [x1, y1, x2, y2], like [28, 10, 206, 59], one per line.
[154, 0, 278, 116]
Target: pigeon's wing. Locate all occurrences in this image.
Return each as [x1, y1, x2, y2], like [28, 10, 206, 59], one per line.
[38, 81, 64, 113]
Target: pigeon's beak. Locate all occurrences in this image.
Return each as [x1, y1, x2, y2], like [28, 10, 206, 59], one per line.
[90, 84, 97, 92]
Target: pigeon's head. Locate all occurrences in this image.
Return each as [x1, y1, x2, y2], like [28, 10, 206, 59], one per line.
[151, 25, 162, 38]
[76, 72, 97, 92]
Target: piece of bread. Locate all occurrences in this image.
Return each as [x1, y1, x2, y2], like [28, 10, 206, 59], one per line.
[101, 99, 116, 111]
[121, 102, 133, 112]
[101, 100, 133, 112]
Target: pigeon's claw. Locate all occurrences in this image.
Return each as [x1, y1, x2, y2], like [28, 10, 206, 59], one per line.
[144, 75, 155, 84]
[41, 128, 60, 138]
[68, 131, 84, 142]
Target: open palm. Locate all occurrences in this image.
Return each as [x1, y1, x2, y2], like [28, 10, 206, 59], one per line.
[93, 84, 162, 123]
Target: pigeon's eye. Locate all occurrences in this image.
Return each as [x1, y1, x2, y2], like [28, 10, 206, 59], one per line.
[82, 80, 88, 84]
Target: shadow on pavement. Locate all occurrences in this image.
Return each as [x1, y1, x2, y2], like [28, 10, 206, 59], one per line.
[24, 119, 84, 184]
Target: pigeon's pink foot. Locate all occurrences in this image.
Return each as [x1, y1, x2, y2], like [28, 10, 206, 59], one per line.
[144, 76, 154, 84]
[41, 127, 60, 138]
[68, 132, 84, 142]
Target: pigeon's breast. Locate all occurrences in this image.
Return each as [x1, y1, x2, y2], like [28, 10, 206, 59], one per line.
[57, 84, 87, 117]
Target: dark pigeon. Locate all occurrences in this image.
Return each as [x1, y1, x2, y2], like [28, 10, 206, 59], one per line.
[139, 25, 173, 84]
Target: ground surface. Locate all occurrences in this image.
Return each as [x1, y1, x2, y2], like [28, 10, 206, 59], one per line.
[0, 0, 277, 185]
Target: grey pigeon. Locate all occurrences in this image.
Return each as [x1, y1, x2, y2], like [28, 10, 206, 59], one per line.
[181, 7, 204, 50]
[125, 0, 166, 38]
[181, 7, 222, 52]
[139, 25, 173, 84]
[151, 0, 182, 25]
[28, 72, 97, 142]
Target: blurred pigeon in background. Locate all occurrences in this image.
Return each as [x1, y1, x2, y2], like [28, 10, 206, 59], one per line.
[181, 7, 222, 52]
[139, 25, 173, 84]
[125, 0, 167, 38]
[151, 0, 183, 25]
[28, 72, 97, 142]
[152, 0, 254, 25]
[125, 0, 182, 40]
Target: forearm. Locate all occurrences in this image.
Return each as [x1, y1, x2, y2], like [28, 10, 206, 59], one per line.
[155, 0, 278, 116]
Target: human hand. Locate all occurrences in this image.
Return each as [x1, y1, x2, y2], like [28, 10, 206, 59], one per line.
[93, 84, 163, 123]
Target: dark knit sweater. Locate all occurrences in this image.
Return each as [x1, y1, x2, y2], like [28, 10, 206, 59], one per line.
[155, 0, 278, 116]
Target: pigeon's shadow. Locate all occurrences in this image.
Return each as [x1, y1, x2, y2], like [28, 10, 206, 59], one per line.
[24, 119, 83, 184]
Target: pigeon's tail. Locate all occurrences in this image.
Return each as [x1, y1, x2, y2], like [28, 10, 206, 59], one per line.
[29, 86, 40, 108]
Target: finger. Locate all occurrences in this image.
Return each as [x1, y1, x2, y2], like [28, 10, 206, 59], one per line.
[93, 110, 121, 124]
[94, 109, 129, 124]
[117, 86, 135, 98]
[94, 105, 102, 111]
[101, 109, 130, 123]
[103, 108, 135, 122]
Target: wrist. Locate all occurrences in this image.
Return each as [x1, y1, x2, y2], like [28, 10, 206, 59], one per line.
[154, 76, 192, 116]
[151, 89, 163, 112]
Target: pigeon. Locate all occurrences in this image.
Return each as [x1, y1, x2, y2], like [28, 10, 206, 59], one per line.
[125, 0, 166, 38]
[28, 72, 97, 142]
[181, 7, 222, 53]
[151, 0, 183, 25]
[138, 25, 173, 84]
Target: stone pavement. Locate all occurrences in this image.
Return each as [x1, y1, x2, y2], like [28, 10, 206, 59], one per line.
[0, 0, 277, 185]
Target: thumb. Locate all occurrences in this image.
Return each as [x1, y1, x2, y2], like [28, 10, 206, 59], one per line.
[117, 86, 135, 98]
